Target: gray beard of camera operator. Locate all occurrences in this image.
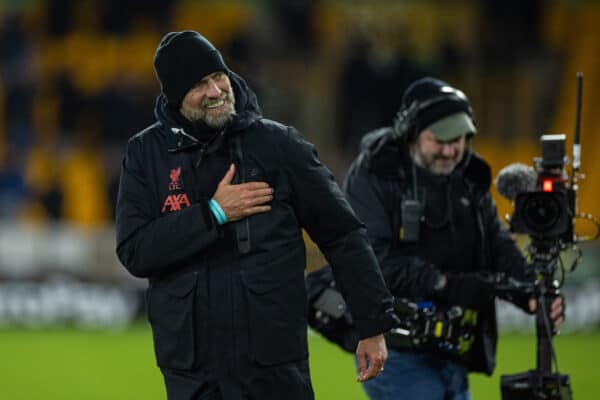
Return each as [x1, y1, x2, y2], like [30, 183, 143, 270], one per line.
[410, 129, 467, 176]
[343, 77, 564, 400]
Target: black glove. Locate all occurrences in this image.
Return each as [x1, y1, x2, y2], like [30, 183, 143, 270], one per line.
[305, 265, 360, 353]
[434, 273, 496, 311]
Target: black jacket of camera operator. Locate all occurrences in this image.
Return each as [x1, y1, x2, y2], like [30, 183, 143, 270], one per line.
[343, 127, 531, 374]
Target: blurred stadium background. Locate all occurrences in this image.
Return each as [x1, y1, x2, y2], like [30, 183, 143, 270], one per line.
[0, 0, 599, 398]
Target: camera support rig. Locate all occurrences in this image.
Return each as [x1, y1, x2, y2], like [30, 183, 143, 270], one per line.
[499, 238, 572, 400]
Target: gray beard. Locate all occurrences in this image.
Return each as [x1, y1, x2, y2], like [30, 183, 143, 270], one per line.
[410, 146, 461, 175]
[180, 90, 236, 129]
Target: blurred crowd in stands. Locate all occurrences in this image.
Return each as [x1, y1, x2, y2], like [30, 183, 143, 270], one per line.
[2, 0, 596, 228]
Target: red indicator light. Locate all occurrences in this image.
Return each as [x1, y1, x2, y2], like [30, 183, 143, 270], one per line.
[542, 179, 553, 192]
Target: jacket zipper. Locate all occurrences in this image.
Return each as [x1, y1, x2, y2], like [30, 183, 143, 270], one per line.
[195, 129, 225, 168]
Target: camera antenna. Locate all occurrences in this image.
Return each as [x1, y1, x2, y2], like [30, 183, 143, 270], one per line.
[572, 72, 583, 179]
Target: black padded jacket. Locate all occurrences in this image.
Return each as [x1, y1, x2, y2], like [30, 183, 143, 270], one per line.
[343, 127, 530, 374]
[115, 72, 396, 398]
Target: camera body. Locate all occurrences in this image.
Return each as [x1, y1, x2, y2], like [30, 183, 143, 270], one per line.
[510, 134, 575, 241]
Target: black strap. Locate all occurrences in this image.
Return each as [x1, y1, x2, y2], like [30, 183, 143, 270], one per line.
[230, 135, 251, 254]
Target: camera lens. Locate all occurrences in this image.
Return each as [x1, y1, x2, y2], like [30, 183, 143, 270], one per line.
[522, 193, 561, 232]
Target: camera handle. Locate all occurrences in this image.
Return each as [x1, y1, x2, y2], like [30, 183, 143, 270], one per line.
[531, 258, 559, 375]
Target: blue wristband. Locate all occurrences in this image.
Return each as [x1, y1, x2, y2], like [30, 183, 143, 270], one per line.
[209, 200, 226, 225]
[209, 199, 228, 225]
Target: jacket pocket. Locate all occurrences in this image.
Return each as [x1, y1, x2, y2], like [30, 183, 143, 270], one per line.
[146, 271, 200, 370]
[246, 166, 291, 202]
[241, 245, 308, 366]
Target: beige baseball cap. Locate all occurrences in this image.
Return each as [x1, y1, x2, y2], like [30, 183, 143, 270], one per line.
[426, 112, 476, 141]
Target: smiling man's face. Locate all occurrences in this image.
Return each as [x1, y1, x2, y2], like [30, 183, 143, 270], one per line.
[180, 71, 236, 128]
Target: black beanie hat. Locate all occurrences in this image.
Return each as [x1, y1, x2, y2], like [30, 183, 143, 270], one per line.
[154, 31, 229, 106]
[400, 77, 474, 134]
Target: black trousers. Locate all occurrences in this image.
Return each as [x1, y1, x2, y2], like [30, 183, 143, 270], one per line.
[161, 358, 314, 400]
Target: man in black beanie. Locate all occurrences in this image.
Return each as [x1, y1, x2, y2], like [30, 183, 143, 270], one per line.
[342, 77, 564, 399]
[115, 30, 397, 400]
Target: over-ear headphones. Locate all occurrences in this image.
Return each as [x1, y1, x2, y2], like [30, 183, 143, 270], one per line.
[393, 82, 474, 142]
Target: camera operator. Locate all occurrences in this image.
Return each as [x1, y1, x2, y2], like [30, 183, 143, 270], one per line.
[343, 77, 564, 400]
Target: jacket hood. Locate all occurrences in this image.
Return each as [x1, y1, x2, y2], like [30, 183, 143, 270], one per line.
[359, 127, 491, 195]
[154, 71, 262, 150]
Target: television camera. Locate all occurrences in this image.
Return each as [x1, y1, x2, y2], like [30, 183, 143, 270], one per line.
[494, 72, 599, 400]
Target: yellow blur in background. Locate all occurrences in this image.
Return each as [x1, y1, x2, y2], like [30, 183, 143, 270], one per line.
[0, 0, 599, 261]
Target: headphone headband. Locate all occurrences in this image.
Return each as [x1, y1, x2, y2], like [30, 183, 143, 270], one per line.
[393, 87, 473, 141]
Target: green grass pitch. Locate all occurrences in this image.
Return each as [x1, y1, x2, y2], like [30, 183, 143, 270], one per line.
[0, 324, 597, 399]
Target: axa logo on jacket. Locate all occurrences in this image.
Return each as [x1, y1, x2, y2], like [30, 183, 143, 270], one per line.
[162, 194, 191, 213]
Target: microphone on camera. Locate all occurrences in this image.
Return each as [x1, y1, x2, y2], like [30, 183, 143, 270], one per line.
[495, 163, 538, 201]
